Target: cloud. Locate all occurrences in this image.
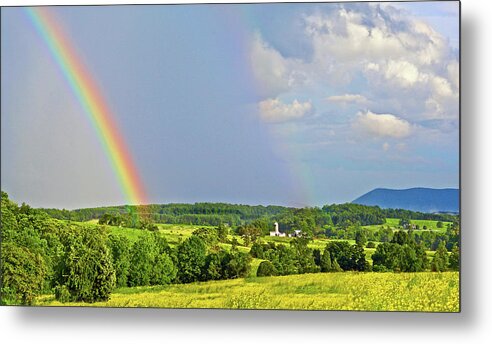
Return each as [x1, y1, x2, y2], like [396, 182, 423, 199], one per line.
[352, 110, 412, 138]
[259, 98, 313, 123]
[250, 3, 459, 128]
[327, 93, 368, 105]
[249, 34, 306, 98]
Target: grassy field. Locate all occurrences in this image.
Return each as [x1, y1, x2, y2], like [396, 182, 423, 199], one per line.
[363, 218, 451, 232]
[36, 271, 459, 312]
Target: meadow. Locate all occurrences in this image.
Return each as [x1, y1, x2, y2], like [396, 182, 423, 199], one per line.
[362, 218, 451, 232]
[36, 271, 459, 312]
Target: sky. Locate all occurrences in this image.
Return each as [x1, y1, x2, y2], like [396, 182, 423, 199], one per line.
[1, 2, 460, 209]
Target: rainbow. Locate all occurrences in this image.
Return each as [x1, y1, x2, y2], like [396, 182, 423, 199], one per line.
[25, 7, 148, 206]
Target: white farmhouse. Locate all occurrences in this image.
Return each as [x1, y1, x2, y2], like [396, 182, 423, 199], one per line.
[269, 222, 286, 237]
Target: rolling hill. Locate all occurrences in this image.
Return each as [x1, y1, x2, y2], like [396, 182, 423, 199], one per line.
[352, 187, 459, 213]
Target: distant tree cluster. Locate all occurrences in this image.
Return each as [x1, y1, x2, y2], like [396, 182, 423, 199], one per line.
[322, 203, 386, 227]
[381, 208, 458, 223]
[251, 238, 370, 278]
[98, 213, 158, 231]
[371, 230, 459, 272]
[41, 203, 291, 226]
[250, 239, 320, 276]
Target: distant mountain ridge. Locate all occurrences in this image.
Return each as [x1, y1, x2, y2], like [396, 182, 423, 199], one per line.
[352, 187, 459, 213]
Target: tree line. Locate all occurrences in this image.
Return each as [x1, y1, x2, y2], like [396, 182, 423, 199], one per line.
[40, 202, 459, 230]
[325, 223, 459, 251]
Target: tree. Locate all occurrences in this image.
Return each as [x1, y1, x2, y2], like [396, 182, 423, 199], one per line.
[151, 252, 176, 285]
[217, 223, 229, 242]
[331, 258, 343, 272]
[1, 243, 46, 305]
[392, 230, 409, 246]
[437, 221, 444, 229]
[203, 253, 223, 280]
[431, 241, 449, 272]
[250, 242, 265, 259]
[58, 226, 116, 302]
[355, 229, 368, 247]
[176, 236, 207, 283]
[128, 234, 156, 287]
[192, 227, 219, 247]
[372, 242, 402, 271]
[257, 260, 278, 277]
[320, 248, 332, 272]
[108, 234, 131, 287]
[449, 244, 460, 271]
[224, 249, 251, 279]
[290, 238, 319, 274]
[237, 224, 262, 246]
[378, 226, 394, 242]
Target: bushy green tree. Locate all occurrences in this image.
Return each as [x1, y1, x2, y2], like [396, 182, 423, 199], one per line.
[432, 241, 449, 272]
[372, 242, 402, 271]
[250, 242, 265, 259]
[290, 238, 319, 273]
[223, 249, 251, 279]
[355, 229, 368, 247]
[237, 224, 262, 246]
[1, 243, 46, 305]
[392, 230, 409, 246]
[325, 241, 368, 271]
[58, 226, 116, 302]
[449, 244, 460, 271]
[203, 253, 223, 280]
[128, 234, 156, 287]
[217, 223, 229, 242]
[320, 248, 332, 272]
[331, 258, 343, 272]
[108, 234, 131, 287]
[192, 227, 219, 247]
[257, 260, 278, 277]
[151, 252, 177, 285]
[176, 236, 207, 283]
[1, 192, 49, 304]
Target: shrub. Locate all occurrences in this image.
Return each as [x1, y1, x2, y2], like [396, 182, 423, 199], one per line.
[54, 285, 71, 303]
[257, 261, 278, 277]
[366, 241, 376, 248]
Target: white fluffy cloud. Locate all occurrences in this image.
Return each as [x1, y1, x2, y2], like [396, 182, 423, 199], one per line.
[259, 98, 313, 123]
[352, 110, 413, 138]
[250, 34, 306, 98]
[250, 3, 459, 126]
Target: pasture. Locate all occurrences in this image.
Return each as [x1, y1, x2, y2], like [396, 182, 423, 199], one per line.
[363, 218, 451, 232]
